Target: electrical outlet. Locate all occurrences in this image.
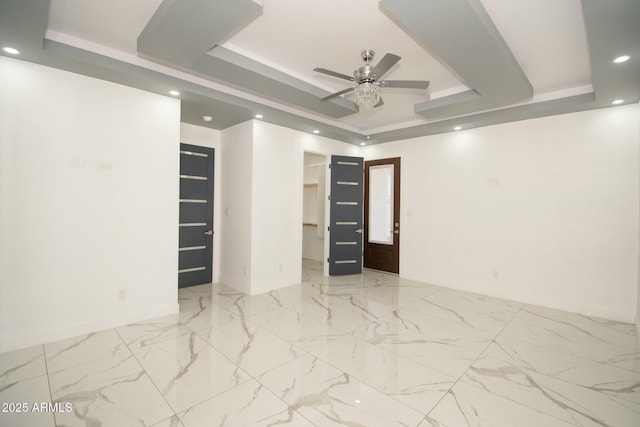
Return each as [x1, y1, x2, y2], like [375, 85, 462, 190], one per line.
[492, 271, 500, 280]
[117, 289, 127, 301]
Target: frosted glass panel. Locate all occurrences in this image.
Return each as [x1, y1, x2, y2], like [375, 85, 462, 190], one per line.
[368, 164, 394, 245]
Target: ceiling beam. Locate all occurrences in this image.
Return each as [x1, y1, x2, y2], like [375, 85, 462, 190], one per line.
[380, 0, 533, 119]
[0, 0, 49, 58]
[137, 0, 358, 118]
[137, 0, 263, 64]
[194, 47, 358, 118]
[581, 0, 640, 104]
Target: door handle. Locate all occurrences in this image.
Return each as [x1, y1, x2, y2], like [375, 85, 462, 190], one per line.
[355, 228, 363, 234]
[204, 230, 213, 235]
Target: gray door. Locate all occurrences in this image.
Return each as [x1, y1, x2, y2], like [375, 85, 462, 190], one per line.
[179, 144, 214, 288]
[329, 155, 364, 275]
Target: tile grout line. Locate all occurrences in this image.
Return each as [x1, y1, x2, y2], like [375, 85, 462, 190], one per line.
[498, 308, 640, 374]
[471, 308, 640, 409]
[41, 343, 59, 426]
[257, 333, 430, 425]
[269, 275, 496, 422]
[296, 321, 450, 422]
[114, 327, 182, 426]
[430, 304, 603, 427]
[240, 278, 433, 424]
[180, 303, 315, 425]
[421, 302, 526, 423]
[516, 306, 640, 351]
[249, 351, 319, 427]
[144, 300, 294, 423]
[116, 314, 258, 424]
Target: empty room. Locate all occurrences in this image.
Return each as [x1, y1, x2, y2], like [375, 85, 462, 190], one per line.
[1, 1, 639, 426]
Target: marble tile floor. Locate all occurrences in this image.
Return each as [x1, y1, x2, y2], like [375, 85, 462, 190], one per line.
[2, 259, 639, 427]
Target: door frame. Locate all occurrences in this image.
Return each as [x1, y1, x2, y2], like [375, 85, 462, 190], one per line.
[364, 157, 401, 274]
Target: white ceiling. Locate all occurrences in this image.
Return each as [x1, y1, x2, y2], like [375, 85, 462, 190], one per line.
[46, 0, 593, 134]
[480, 0, 591, 93]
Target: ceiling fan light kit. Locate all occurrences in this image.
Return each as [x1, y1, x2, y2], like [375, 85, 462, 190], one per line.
[315, 49, 429, 111]
[354, 81, 380, 110]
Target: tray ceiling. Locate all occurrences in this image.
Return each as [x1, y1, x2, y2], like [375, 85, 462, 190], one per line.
[1, 0, 638, 145]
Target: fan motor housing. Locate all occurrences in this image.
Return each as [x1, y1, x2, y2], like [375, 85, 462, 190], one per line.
[355, 65, 376, 84]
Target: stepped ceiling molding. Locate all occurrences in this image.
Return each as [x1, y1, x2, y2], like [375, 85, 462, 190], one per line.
[1, 0, 638, 145]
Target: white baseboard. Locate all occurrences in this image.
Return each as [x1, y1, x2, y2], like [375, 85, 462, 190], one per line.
[0, 303, 179, 353]
[404, 275, 636, 323]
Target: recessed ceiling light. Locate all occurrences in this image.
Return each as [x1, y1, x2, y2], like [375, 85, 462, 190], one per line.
[613, 55, 630, 64]
[202, 115, 213, 122]
[2, 46, 20, 55]
[169, 90, 180, 96]
[360, 142, 366, 146]
[611, 99, 624, 105]
[254, 114, 263, 119]
[454, 126, 462, 131]
[313, 130, 320, 134]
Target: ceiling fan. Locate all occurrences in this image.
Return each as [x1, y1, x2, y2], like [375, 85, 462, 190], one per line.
[314, 50, 430, 110]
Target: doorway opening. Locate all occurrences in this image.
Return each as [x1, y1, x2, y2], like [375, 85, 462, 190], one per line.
[302, 152, 327, 273]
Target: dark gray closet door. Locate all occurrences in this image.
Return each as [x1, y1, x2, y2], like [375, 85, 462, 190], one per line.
[329, 155, 364, 275]
[179, 144, 213, 287]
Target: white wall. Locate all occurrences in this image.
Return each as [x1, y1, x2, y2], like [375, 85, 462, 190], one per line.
[302, 226, 324, 261]
[365, 105, 639, 322]
[218, 121, 360, 293]
[251, 121, 304, 293]
[219, 120, 304, 295]
[0, 57, 180, 351]
[219, 121, 254, 294]
[180, 123, 222, 283]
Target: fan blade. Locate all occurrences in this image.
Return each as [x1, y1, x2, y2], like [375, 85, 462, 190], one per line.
[375, 97, 384, 108]
[314, 67, 355, 82]
[380, 80, 430, 89]
[321, 86, 355, 101]
[372, 53, 401, 78]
